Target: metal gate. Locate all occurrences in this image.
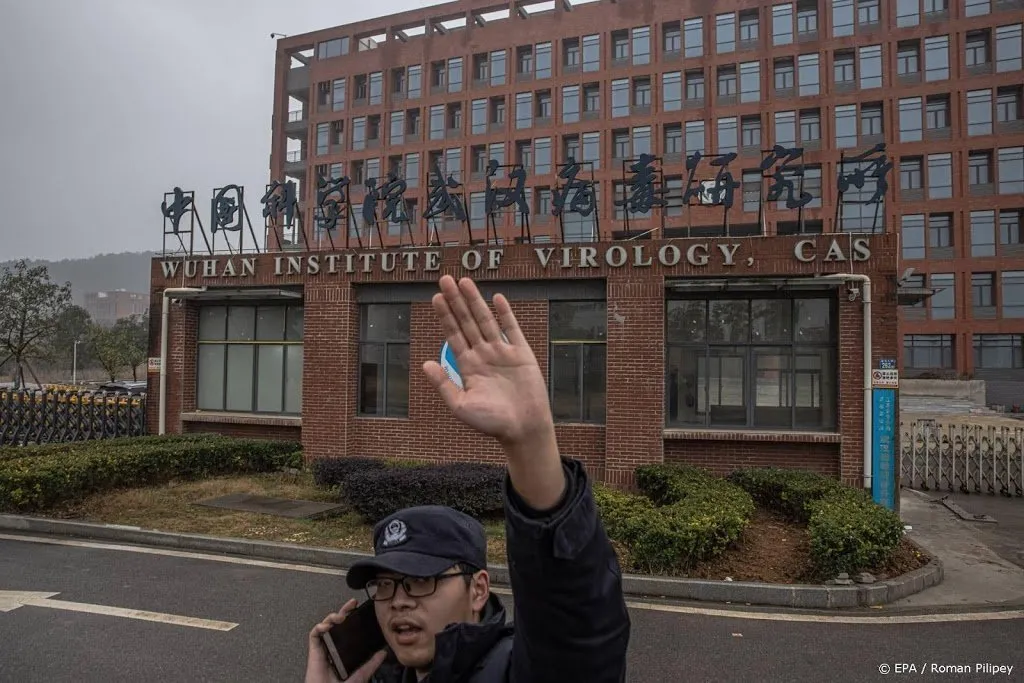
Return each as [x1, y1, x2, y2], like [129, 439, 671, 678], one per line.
[0, 389, 147, 446]
[900, 420, 1024, 498]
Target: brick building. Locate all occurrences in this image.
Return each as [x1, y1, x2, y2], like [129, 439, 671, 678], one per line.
[85, 290, 150, 327]
[147, 0, 979, 488]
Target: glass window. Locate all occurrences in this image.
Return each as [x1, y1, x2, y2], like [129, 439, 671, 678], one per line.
[582, 34, 600, 72]
[332, 78, 346, 111]
[718, 117, 738, 154]
[775, 110, 797, 148]
[897, 44, 919, 75]
[739, 61, 760, 103]
[773, 3, 794, 45]
[898, 97, 923, 142]
[429, 105, 445, 141]
[448, 58, 463, 93]
[516, 92, 532, 129]
[1001, 209, 1023, 245]
[797, 54, 819, 96]
[929, 274, 955, 319]
[971, 210, 997, 257]
[717, 13, 736, 53]
[368, 72, 383, 106]
[1004, 271, 1024, 318]
[562, 85, 580, 124]
[966, 0, 990, 16]
[196, 304, 303, 415]
[896, 0, 919, 26]
[972, 273, 995, 308]
[358, 304, 410, 417]
[927, 153, 953, 199]
[832, 0, 854, 37]
[663, 72, 682, 111]
[859, 45, 882, 89]
[583, 131, 602, 167]
[491, 49, 507, 86]
[901, 214, 926, 259]
[924, 36, 950, 81]
[839, 160, 886, 232]
[799, 110, 820, 143]
[611, 79, 630, 118]
[974, 334, 1024, 369]
[535, 137, 552, 175]
[549, 302, 606, 423]
[998, 147, 1024, 194]
[471, 99, 487, 135]
[316, 123, 329, 156]
[632, 26, 651, 65]
[834, 105, 857, 148]
[996, 24, 1023, 73]
[407, 65, 422, 98]
[904, 335, 955, 369]
[967, 89, 993, 136]
[684, 18, 703, 57]
[742, 116, 762, 148]
[536, 42, 552, 79]
[665, 297, 836, 430]
[685, 120, 705, 154]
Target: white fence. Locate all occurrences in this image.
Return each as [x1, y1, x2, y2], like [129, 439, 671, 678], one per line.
[900, 421, 1024, 498]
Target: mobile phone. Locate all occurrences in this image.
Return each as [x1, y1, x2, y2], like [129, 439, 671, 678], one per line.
[320, 599, 388, 681]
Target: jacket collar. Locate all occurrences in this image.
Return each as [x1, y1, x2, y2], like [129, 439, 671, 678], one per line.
[399, 593, 512, 683]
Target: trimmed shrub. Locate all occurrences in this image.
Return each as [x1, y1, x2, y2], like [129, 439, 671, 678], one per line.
[727, 467, 856, 523]
[0, 435, 300, 512]
[341, 462, 505, 524]
[0, 434, 212, 463]
[311, 456, 387, 489]
[595, 465, 755, 574]
[806, 492, 905, 577]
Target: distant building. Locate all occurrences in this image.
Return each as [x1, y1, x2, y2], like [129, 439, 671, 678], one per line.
[84, 290, 149, 326]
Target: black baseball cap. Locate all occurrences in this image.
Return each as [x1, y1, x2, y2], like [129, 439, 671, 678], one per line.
[345, 505, 489, 590]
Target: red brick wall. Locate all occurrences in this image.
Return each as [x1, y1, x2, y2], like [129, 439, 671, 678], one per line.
[183, 421, 301, 441]
[148, 234, 898, 487]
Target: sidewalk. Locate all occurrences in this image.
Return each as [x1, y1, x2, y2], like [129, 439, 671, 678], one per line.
[895, 488, 1024, 608]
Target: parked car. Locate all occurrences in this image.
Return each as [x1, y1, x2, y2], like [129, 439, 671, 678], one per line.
[96, 381, 148, 395]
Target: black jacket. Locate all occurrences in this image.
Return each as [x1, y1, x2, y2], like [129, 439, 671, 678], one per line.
[376, 457, 631, 683]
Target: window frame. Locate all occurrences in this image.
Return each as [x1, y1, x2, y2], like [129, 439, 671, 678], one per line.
[357, 303, 411, 418]
[548, 301, 607, 424]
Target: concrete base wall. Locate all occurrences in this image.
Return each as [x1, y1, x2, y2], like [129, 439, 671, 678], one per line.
[900, 380, 987, 407]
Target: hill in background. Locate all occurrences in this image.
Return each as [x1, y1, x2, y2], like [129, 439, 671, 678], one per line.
[0, 252, 155, 305]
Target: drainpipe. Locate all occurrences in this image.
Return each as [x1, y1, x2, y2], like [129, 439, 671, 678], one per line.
[159, 287, 205, 435]
[813, 273, 873, 491]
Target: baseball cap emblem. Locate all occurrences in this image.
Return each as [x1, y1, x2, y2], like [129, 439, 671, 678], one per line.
[382, 519, 408, 548]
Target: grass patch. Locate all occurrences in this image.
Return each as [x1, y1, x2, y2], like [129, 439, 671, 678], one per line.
[51, 471, 508, 564]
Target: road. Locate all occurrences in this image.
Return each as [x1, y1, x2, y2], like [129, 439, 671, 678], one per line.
[1, 533, 1022, 682]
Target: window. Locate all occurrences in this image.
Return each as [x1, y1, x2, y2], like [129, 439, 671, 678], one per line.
[685, 120, 705, 154]
[742, 116, 762, 149]
[582, 34, 600, 71]
[407, 65, 422, 99]
[901, 214, 926, 259]
[927, 154, 953, 199]
[924, 36, 949, 81]
[663, 72, 682, 111]
[775, 111, 797, 148]
[904, 335, 954, 369]
[490, 50, 507, 86]
[897, 43, 919, 76]
[368, 71, 383, 105]
[358, 304, 410, 417]
[834, 51, 855, 85]
[717, 13, 736, 53]
[535, 138, 552, 175]
[684, 18, 703, 57]
[665, 296, 836, 430]
[966, 31, 990, 67]
[928, 213, 953, 249]
[611, 79, 629, 117]
[896, 0, 919, 26]
[839, 160, 886, 232]
[633, 79, 652, 108]
[999, 147, 1024, 194]
[665, 22, 682, 53]
[775, 58, 795, 92]
[773, 3, 794, 45]
[390, 111, 405, 146]
[448, 58, 463, 93]
[405, 153, 420, 187]
[352, 116, 367, 151]
[562, 85, 580, 124]
[859, 45, 882, 89]
[972, 273, 995, 308]
[974, 335, 1024, 369]
[583, 131, 602, 167]
[536, 42, 552, 79]
[858, 0, 881, 24]
[800, 109, 820, 143]
[971, 210, 997, 257]
[998, 87, 1022, 123]
[995, 24, 1023, 73]
[1001, 209, 1024, 245]
[968, 90, 993, 136]
[740, 61, 760, 103]
[516, 92, 532, 129]
[429, 105, 445, 141]
[316, 123, 329, 156]
[664, 125, 683, 155]
[332, 78, 346, 111]
[797, 54, 819, 96]
[860, 104, 883, 139]
[926, 96, 950, 130]
[549, 302, 606, 423]
[835, 105, 857, 148]
[899, 97, 923, 142]
[966, 0, 990, 16]
[518, 46, 534, 76]
[832, 0, 854, 37]
[196, 304, 303, 415]
[317, 38, 348, 60]
[1003, 271, 1024, 317]
[740, 11, 759, 43]
[718, 117, 738, 154]
[686, 70, 706, 100]
[471, 99, 487, 135]
[633, 26, 651, 65]
[583, 85, 600, 113]
[969, 152, 992, 187]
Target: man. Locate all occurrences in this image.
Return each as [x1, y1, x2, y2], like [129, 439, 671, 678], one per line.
[305, 275, 630, 683]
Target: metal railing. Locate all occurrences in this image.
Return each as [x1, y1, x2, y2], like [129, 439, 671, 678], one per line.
[0, 388, 148, 446]
[900, 421, 1024, 497]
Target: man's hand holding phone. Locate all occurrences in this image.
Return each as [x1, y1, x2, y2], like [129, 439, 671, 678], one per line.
[305, 599, 387, 683]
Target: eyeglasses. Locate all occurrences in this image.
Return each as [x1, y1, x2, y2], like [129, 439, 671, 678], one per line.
[365, 571, 476, 602]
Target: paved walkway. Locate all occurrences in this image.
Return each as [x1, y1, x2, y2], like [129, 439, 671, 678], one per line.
[895, 489, 1024, 608]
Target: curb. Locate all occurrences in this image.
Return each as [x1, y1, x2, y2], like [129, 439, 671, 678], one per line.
[0, 514, 943, 609]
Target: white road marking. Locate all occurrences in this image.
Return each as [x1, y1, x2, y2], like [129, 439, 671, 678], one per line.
[0, 590, 238, 631]
[3, 533, 1023, 624]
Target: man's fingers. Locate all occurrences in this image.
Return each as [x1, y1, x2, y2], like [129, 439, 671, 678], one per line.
[350, 650, 388, 683]
[423, 361, 463, 406]
[439, 275, 484, 348]
[431, 293, 469, 356]
[458, 277, 503, 343]
[493, 294, 527, 347]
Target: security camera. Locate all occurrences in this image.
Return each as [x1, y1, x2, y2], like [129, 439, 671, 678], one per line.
[847, 287, 861, 302]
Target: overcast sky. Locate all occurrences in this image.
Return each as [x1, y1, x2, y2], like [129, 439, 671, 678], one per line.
[0, 0, 424, 262]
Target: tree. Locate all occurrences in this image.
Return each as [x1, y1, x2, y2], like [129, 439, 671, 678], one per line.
[113, 314, 149, 381]
[0, 260, 73, 388]
[89, 324, 123, 382]
[50, 305, 94, 375]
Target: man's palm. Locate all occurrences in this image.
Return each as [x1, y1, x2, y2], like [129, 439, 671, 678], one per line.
[423, 276, 553, 446]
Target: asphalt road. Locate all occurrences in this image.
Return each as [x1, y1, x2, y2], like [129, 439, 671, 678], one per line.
[1, 534, 1022, 683]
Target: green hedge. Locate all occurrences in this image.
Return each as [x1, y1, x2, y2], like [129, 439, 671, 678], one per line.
[595, 464, 755, 574]
[728, 467, 904, 576]
[0, 434, 300, 512]
[0, 434, 214, 463]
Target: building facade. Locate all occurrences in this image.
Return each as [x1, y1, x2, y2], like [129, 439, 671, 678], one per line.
[84, 290, 150, 326]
